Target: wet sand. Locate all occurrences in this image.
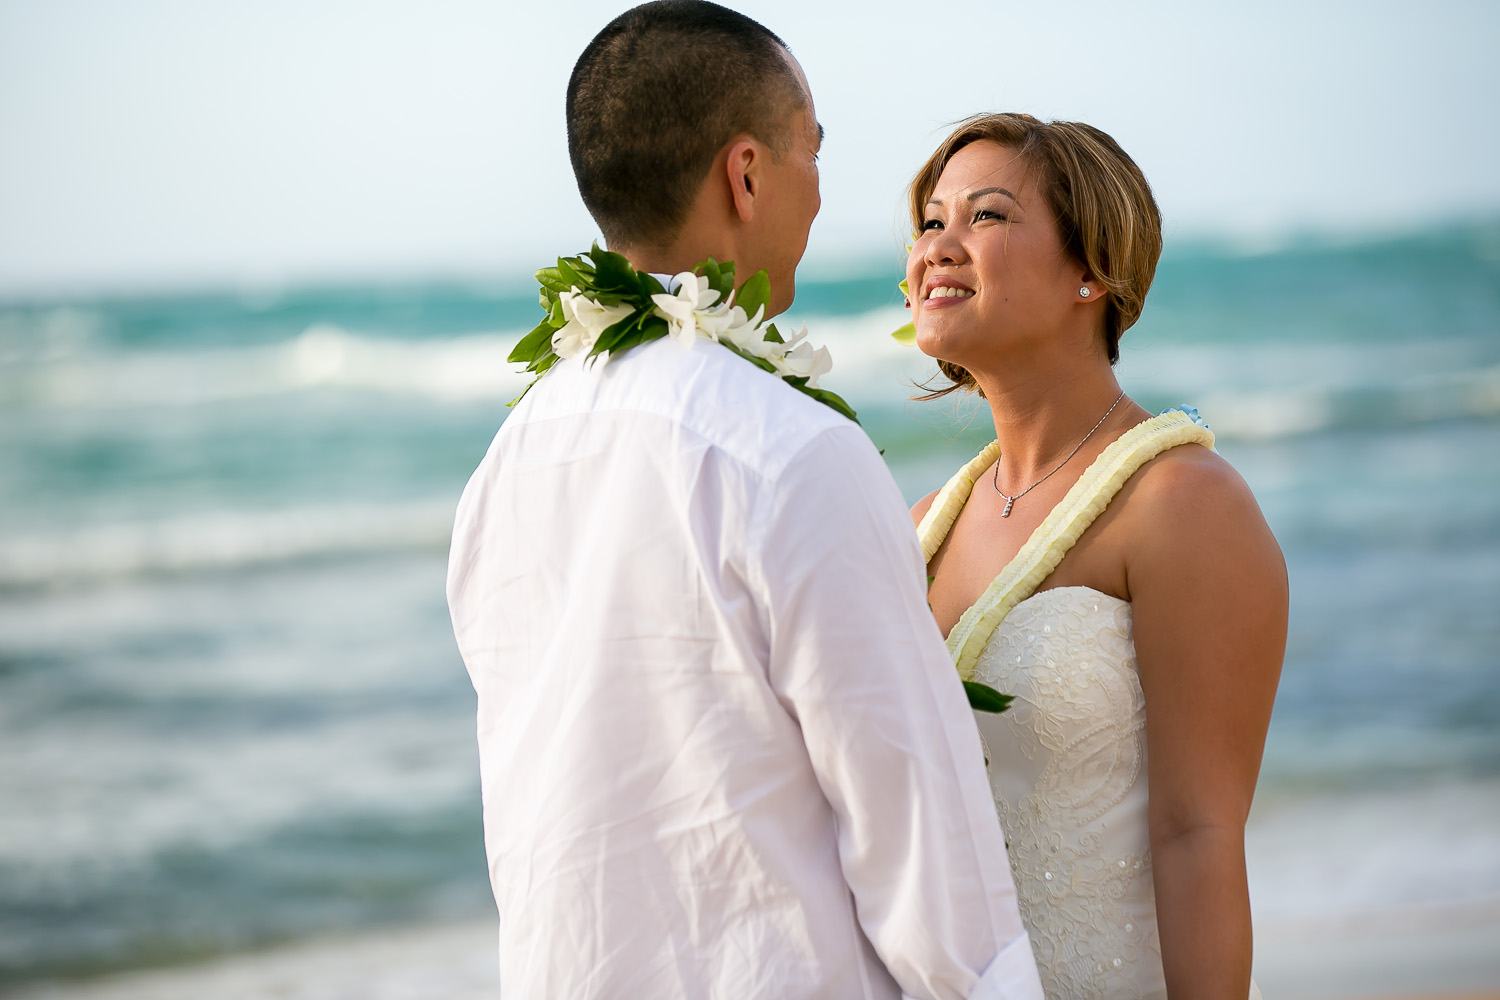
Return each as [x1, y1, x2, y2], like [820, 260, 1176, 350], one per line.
[11, 901, 1499, 1000]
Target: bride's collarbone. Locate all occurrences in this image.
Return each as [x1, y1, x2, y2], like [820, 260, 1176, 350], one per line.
[927, 478, 1132, 635]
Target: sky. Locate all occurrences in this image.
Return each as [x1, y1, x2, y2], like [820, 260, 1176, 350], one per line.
[1, 0, 1497, 298]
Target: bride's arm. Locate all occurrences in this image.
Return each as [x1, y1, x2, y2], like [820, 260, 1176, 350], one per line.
[1125, 446, 1287, 999]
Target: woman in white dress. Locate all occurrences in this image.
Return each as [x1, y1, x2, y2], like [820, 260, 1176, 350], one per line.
[905, 113, 1287, 998]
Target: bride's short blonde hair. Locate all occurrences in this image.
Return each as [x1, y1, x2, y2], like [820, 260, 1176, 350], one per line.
[909, 113, 1161, 391]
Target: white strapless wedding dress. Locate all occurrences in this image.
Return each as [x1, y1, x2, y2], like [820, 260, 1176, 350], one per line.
[974, 587, 1167, 997]
[917, 411, 1262, 999]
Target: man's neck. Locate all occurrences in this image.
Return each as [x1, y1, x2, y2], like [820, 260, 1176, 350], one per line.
[615, 232, 738, 279]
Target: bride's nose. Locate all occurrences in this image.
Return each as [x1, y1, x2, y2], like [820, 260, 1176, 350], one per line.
[924, 224, 969, 267]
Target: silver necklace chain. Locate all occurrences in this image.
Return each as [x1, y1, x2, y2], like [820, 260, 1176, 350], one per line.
[991, 389, 1126, 517]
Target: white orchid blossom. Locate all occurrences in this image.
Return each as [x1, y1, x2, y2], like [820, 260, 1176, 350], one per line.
[713, 305, 767, 355]
[772, 325, 833, 387]
[552, 290, 636, 359]
[650, 272, 725, 347]
[550, 292, 591, 359]
[688, 302, 737, 342]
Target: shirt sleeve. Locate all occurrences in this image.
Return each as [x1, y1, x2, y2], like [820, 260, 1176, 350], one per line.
[750, 424, 1043, 1000]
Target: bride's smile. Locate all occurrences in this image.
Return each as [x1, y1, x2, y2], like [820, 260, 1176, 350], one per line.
[907, 139, 1102, 374]
[923, 278, 975, 303]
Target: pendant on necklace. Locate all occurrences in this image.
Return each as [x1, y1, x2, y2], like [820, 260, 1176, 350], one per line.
[1001, 498, 1015, 518]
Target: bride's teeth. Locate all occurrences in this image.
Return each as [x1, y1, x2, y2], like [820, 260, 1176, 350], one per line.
[929, 286, 974, 299]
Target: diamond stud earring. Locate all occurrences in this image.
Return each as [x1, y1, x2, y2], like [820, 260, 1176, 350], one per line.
[1079, 287, 1092, 298]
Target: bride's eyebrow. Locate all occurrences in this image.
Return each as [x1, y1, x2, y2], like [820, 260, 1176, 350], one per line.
[967, 186, 1017, 203]
[926, 186, 1019, 209]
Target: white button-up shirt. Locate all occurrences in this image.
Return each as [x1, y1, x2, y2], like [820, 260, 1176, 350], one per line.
[448, 333, 1041, 999]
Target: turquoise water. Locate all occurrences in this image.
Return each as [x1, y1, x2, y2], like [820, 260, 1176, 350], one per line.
[1, 223, 1498, 986]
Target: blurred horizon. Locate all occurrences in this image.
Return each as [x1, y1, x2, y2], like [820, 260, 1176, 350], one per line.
[2, 213, 1496, 308]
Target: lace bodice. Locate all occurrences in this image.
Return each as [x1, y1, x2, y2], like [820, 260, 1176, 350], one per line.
[972, 586, 1162, 999]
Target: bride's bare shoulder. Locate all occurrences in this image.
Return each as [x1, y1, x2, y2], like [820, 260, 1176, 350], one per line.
[1128, 442, 1257, 519]
[1119, 442, 1285, 590]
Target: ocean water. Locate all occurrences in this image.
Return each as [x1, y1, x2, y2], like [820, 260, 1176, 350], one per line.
[2, 223, 1498, 989]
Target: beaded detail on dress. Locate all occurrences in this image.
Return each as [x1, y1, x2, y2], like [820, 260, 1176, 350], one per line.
[972, 587, 1161, 998]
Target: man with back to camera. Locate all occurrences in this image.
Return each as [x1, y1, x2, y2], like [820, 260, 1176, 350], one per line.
[445, 2, 1043, 997]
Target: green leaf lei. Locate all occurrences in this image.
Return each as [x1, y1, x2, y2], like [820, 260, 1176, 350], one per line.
[963, 681, 1015, 714]
[507, 245, 858, 423]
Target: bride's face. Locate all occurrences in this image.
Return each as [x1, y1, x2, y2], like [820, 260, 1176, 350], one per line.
[907, 141, 1088, 374]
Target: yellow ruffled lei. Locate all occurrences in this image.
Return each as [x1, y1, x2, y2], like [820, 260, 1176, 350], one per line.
[917, 409, 1215, 681]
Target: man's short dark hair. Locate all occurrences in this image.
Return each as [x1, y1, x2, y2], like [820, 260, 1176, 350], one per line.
[566, 1, 807, 250]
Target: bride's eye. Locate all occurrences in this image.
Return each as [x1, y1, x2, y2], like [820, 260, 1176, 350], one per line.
[921, 218, 943, 231]
[974, 209, 1006, 223]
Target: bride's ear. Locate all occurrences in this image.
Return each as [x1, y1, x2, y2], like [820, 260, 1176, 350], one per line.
[724, 138, 759, 223]
[1077, 272, 1105, 304]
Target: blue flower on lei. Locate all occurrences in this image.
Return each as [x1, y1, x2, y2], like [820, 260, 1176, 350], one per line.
[1160, 404, 1211, 431]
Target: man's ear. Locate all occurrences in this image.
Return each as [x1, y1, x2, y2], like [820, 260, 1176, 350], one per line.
[724, 138, 759, 224]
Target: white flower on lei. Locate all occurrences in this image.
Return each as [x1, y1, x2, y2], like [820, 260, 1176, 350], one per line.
[710, 308, 833, 389]
[552, 290, 636, 360]
[779, 342, 833, 387]
[557, 272, 834, 390]
[650, 272, 725, 347]
[713, 304, 768, 355]
[767, 324, 833, 388]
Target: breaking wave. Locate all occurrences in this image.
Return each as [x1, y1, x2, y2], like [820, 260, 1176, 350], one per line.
[0, 500, 455, 587]
[1, 324, 531, 408]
